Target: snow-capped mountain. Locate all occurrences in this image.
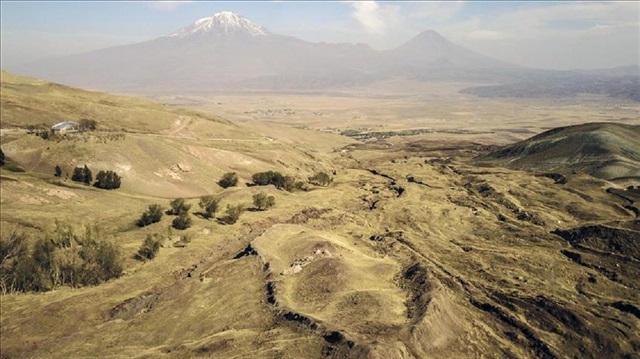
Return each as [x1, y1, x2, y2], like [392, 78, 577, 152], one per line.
[11, 12, 521, 92]
[168, 12, 270, 38]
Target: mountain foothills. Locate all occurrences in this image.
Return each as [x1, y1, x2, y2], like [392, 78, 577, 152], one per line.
[1, 69, 639, 359]
[479, 123, 640, 182]
[10, 12, 639, 100]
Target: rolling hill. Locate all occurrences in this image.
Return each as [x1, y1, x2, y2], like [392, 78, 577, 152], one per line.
[0, 70, 348, 197]
[477, 122, 640, 182]
[1, 71, 639, 359]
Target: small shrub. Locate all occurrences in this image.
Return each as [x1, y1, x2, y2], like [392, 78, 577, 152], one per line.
[221, 204, 245, 225]
[136, 234, 161, 261]
[39, 130, 51, 140]
[168, 198, 191, 215]
[54, 165, 62, 177]
[198, 195, 219, 219]
[172, 212, 192, 230]
[253, 192, 275, 211]
[137, 204, 163, 227]
[308, 171, 332, 186]
[94, 170, 121, 190]
[218, 172, 238, 188]
[78, 119, 97, 131]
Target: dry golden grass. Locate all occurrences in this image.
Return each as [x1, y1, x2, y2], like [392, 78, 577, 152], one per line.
[1, 71, 639, 358]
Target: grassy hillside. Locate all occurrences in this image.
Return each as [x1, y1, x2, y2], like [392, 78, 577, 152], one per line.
[0, 71, 346, 197]
[477, 122, 640, 182]
[1, 71, 638, 359]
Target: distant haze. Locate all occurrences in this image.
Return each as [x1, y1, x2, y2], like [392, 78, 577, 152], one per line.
[1, 1, 638, 70]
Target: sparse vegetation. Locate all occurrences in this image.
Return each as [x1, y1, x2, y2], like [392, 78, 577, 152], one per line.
[198, 195, 220, 219]
[136, 234, 162, 261]
[0, 226, 123, 293]
[253, 192, 275, 211]
[168, 198, 191, 215]
[137, 204, 164, 227]
[218, 172, 239, 188]
[308, 171, 332, 186]
[94, 170, 122, 190]
[172, 212, 192, 230]
[220, 204, 245, 225]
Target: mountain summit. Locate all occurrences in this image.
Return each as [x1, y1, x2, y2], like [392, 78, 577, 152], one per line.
[11, 12, 521, 92]
[169, 11, 270, 38]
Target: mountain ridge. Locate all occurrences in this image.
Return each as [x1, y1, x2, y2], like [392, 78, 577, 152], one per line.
[9, 12, 638, 97]
[10, 12, 517, 92]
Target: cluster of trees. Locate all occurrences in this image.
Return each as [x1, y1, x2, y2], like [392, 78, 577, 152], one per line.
[94, 170, 122, 190]
[71, 165, 93, 185]
[68, 165, 121, 190]
[251, 170, 333, 191]
[0, 223, 123, 293]
[168, 198, 192, 230]
[251, 171, 305, 192]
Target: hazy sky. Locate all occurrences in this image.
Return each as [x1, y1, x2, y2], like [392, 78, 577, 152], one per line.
[1, 1, 638, 70]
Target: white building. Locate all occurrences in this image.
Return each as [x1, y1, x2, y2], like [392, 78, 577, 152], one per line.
[51, 121, 79, 133]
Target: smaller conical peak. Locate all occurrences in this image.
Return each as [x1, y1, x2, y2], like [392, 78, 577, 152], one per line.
[169, 12, 270, 38]
[413, 30, 449, 43]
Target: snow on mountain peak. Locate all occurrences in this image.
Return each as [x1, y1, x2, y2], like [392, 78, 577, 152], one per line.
[170, 12, 269, 38]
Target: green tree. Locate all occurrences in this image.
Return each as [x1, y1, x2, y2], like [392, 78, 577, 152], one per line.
[54, 165, 62, 177]
[83, 165, 92, 185]
[71, 165, 93, 185]
[94, 170, 121, 190]
[252, 192, 275, 211]
[172, 212, 192, 230]
[137, 204, 163, 227]
[221, 204, 245, 225]
[13, 256, 47, 292]
[198, 195, 220, 219]
[136, 234, 161, 261]
[218, 172, 239, 188]
[168, 198, 191, 215]
[71, 167, 84, 182]
[252, 171, 285, 187]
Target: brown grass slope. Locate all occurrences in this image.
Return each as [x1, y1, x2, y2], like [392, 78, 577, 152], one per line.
[0, 70, 340, 197]
[477, 122, 640, 181]
[2, 71, 639, 359]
